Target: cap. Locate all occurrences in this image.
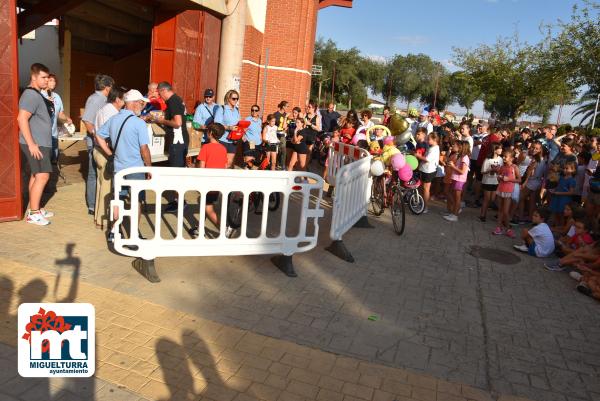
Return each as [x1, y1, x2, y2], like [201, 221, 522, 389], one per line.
[124, 89, 149, 103]
[420, 110, 429, 117]
[204, 88, 214, 97]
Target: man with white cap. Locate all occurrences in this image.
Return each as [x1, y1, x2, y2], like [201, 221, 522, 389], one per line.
[417, 110, 433, 135]
[96, 89, 151, 180]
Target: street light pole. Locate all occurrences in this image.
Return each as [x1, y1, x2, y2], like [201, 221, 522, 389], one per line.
[331, 60, 336, 104]
[592, 93, 600, 129]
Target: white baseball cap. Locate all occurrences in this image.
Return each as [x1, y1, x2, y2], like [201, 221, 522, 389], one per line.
[123, 89, 149, 103]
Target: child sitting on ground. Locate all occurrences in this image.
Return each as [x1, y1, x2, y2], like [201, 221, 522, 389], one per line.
[571, 259, 600, 299]
[551, 202, 579, 238]
[514, 208, 555, 257]
[554, 217, 594, 257]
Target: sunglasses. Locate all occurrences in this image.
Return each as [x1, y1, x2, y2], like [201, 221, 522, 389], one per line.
[231, 97, 239, 101]
[251, 108, 259, 112]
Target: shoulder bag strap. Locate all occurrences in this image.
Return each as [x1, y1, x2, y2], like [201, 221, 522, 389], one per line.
[204, 104, 214, 118]
[112, 115, 134, 153]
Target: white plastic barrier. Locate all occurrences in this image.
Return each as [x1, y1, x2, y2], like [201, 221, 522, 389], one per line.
[326, 141, 370, 187]
[325, 143, 373, 262]
[110, 167, 325, 279]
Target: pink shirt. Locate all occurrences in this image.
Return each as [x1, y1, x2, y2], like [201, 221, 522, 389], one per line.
[451, 155, 470, 183]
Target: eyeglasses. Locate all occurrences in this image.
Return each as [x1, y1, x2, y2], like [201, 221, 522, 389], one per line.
[231, 97, 239, 101]
[251, 108, 259, 112]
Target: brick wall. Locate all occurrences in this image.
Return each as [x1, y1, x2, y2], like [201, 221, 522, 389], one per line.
[239, 0, 319, 117]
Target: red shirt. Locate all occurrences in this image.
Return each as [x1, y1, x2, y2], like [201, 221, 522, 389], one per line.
[477, 133, 502, 167]
[198, 142, 227, 169]
[148, 95, 167, 111]
[569, 232, 593, 249]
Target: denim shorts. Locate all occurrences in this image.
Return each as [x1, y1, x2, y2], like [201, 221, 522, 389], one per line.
[118, 172, 146, 202]
[528, 243, 537, 256]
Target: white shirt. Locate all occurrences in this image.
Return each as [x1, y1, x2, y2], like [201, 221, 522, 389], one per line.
[463, 136, 474, 153]
[95, 103, 119, 132]
[471, 133, 487, 160]
[481, 157, 503, 185]
[419, 145, 439, 174]
[265, 125, 279, 144]
[418, 121, 433, 134]
[529, 223, 555, 257]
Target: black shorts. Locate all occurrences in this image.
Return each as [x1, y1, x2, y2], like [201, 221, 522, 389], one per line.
[20, 144, 53, 174]
[482, 183, 498, 192]
[242, 141, 262, 158]
[266, 143, 278, 152]
[420, 171, 436, 183]
[205, 191, 219, 205]
[219, 140, 238, 154]
[286, 140, 294, 149]
[293, 142, 308, 155]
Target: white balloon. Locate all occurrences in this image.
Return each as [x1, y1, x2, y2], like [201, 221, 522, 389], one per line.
[370, 160, 385, 176]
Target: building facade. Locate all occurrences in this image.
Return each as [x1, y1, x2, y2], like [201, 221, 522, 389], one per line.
[0, 0, 351, 222]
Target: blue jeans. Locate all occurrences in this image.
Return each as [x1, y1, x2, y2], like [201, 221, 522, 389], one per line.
[118, 172, 147, 202]
[51, 136, 58, 163]
[86, 137, 97, 211]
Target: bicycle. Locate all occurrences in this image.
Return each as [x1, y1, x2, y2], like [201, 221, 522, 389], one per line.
[370, 172, 406, 235]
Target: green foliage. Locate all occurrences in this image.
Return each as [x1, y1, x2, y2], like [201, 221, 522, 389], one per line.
[448, 71, 480, 115]
[453, 35, 576, 122]
[311, 38, 385, 109]
[589, 128, 600, 137]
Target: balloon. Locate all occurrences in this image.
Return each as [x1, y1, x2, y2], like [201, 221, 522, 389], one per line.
[398, 164, 413, 181]
[370, 160, 385, 176]
[382, 145, 400, 165]
[390, 153, 406, 171]
[396, 129, 413, 145]
[383, 136, 395, 146]
[406, 155, 418, 171]
[351, 132, 367, 145]
[389, 114, 409, 135]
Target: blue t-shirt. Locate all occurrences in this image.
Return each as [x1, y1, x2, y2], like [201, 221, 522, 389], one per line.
[214, 105, 240, 143]
[244, 116, 262, 144]
[542, 138, 560, 162]
[97, 110, 149, 173]
[556, 176, 576, 194]
[193, 102, 219, 127]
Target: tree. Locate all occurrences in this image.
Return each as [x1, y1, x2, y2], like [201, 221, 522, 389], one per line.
[572, 89, 600, 127]
[388, 54, 437, 110]
[546, 1, 600, 92]
[419, 61, 451, 110]
[311, 38, 385, 109]
[448, 71, 480, 116]
[453, 35, 576, 123]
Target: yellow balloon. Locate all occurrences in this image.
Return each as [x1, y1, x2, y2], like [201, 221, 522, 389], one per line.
[593, 153, 600, 161]
[366, 124, 391, 144]
[382, 144, 400, 165]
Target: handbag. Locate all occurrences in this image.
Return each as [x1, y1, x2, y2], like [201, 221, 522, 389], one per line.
[106, 115, 134, 176]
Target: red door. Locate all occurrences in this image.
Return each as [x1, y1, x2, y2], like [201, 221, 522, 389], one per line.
[150, 9, 221, 112]
[0, 0, 22, 222]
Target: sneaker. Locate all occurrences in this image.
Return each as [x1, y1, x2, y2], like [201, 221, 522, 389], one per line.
[576, 283, 592, 296]
[505, 229, 516, 238]
[422, 208, 429, 214]
[40, 208, 54, 218]
[225, 226, 236, 238]
[443, 214, 458, 222]
[190, 226, 199, 238]
[569, 271, 582, 281]
[492, 226, 505, 235]
[440, 211, 451, 216]
[509, 218, 520, 226]
[544, 261, 565, 271]
[458, 208, 463, 214]
[26, 212, 50, 226]
[513, 244, 529, 253]
[478, 216, 486, 222]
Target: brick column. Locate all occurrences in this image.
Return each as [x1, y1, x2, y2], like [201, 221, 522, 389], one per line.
[0, 0, 22, 222]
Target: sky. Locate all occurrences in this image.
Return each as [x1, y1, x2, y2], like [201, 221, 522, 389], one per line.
[316, 0, 588, 124]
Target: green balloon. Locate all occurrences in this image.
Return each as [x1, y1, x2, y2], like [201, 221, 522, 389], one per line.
[406, 155, 418, 171]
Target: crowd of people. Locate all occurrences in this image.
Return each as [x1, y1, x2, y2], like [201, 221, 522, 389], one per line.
[16, 62, 600, 300]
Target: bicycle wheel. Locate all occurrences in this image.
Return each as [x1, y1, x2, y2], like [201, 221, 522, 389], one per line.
[370, 177, 385, 216]
[227, 195, 243, 229]
[391, 188, 406, 235]
[268, 192, 281, 211]
[408, 190, 425, 215]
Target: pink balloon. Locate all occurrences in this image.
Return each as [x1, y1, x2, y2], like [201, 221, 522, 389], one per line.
[390, 153, 406, 171]
[398, 164, 413, 181]
[351, 132, 367, 145]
